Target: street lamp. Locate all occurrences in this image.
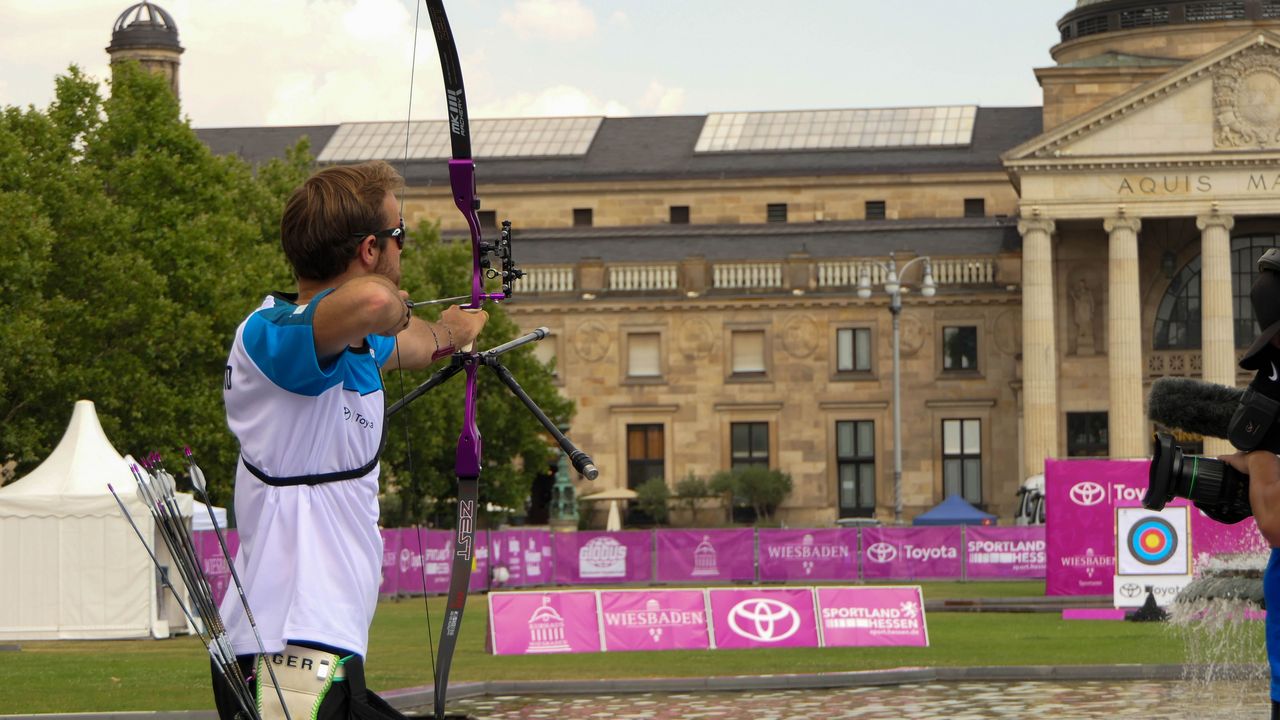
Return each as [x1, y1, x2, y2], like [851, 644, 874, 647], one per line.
[857, 254, 936, 525]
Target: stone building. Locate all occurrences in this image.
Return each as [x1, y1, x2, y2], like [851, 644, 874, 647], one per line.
[188, 1, 1280, 524]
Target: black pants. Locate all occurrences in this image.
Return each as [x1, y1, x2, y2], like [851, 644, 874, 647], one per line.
[210, 653, 407, 720]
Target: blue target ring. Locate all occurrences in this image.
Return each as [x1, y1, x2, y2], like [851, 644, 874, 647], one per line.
[1127, 517, 1178, 566]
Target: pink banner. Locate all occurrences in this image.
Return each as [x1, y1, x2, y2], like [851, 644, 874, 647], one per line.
[379, 529, 400, 595]
[655, 529, 755, 582]
[469, 531, 491, 594]
[963, 526, 1046, 579]
[860, 527, 963, 580]
[1047, 459, 1269, 596]
[758, 529, 858, 581]
[708, 588, 819, 650]
[487, 591, 601, 655]
[816, 586, 929, 647]
[193, 529, 239, 607]
[490, 530, 552, 588]
[554, 531, 653, 584]
[599, 589, 710, 652]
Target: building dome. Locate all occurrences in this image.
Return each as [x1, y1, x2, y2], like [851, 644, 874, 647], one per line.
[1058, 1, 1277, 44]
[107, 1, 182, 53]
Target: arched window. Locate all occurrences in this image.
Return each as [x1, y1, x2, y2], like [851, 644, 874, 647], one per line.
[1154, 235, 1280, 350]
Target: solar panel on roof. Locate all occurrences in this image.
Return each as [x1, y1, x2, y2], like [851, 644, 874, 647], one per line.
[693, 107, 977, 153]
[316, 116, 604, 162]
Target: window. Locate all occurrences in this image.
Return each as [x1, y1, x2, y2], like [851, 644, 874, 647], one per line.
[731, 330, 766, 375]
[731, 422, 769, 470]
[837, 420, 876, 518]
[1154, 235, 1280, 350]
[670, 205, 690, 224]
[1067, 412, 1109, 457]
[942, 419, 982, 504]
[865, 201, 886, 220]
[478, 210, 497, 230]
[964, 198, 985, 218]
[627, 424, 664, 489]
[573, 208, 593, 227]
[767, 203, 788, 223]
[942, 326, 978, 371]
[532, 334, 557, 377]
[836, 328, 872, 372]
[627, 333, 661, 378]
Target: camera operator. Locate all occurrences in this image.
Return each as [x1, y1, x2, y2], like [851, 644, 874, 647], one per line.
[1216, 248, 1280, 720]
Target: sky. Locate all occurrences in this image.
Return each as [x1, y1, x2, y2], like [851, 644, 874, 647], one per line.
[1, 0, 1071, 129]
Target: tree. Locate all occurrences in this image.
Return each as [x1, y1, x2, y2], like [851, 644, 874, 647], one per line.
[635, 477, 670, 525]
[673, 472, 710, 526]
[710, 466, 793, 525]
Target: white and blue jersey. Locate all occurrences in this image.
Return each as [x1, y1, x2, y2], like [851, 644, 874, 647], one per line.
[220, 291, 396, 658]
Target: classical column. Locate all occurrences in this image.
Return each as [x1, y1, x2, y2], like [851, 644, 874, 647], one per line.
[1197, 213, 1236, 457]
[1104, 217, 1145, 458]
[1018, 218, 1059, 478]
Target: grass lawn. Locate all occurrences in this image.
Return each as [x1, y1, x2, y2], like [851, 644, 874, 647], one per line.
[0, 582, 1201, 713]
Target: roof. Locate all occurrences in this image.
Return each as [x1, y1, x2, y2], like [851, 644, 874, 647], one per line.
[501, 218, 1021, 265]
[195, 107, 1043, 183]
[912, 494, 997, 526]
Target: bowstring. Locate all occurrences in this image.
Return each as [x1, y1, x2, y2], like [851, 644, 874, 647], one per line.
[395, 0, 438, 687]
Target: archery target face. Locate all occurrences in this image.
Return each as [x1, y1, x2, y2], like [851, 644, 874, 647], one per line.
[1116, 506, 1189, 576]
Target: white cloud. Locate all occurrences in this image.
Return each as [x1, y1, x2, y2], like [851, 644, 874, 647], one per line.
[499, 0, 597, 41]
[640, 81, 686, 115]
[474, 84, 629, 118]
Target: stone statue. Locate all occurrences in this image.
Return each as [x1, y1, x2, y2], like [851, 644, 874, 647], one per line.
[1072, 278, 1096, 355]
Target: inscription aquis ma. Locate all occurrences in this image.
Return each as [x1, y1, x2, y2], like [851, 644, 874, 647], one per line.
[1115, 173, 1280, 195]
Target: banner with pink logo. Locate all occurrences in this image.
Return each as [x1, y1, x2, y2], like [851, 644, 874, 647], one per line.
[192, 529, 239, 607]
[1047, 459, 1268, 596]
[816, 586, 929, 647]
[490, 529, 552, 588]
[598, 589, 710, 652]
[963, 526, 1046, 579]
[758, 529, 858, 581]
[655, 529, 755, 582]
[554, 531, 653, 584]
[379, 528, 401, 595]
[394, 528, 455, 595]
[469, 531, 492, 593]
[860, 527, 963, 580]
[487, 591, 601, 655]
[707, 588, 819, 650]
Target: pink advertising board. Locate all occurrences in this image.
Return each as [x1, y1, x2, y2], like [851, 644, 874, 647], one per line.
[707, 588, 819, 650]
[757, 529, 858, 581]
[860, 527, 963, 580]
[1045, 459, 1267, 596]
[193, 529, 238, 607]
[487, 591, 601, 655]
[554, 531, 653, 584]
[816, 586, 929, 647]
[491, 529, 552, 588]
[379, 528, 400, 595]
[655, 529, 755, 582]
[598, 589, 710, 652]
[963, 526, 1046, 580]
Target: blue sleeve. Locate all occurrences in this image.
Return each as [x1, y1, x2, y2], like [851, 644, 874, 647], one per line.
[241, 289, 342, 396]
[368, 334, 397, 368]
[1267, 549, 1280, 700]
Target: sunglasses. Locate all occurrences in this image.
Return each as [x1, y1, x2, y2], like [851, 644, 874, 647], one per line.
[353, 220, 405, 250]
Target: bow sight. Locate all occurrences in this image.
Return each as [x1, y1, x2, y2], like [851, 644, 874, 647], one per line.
[479, 220, 524, 299]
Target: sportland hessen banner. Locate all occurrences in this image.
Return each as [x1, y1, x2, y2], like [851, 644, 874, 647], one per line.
[196, 525, 1047, 606]
[486, 586, 928, 655]
[1045, 459, 1268, 596]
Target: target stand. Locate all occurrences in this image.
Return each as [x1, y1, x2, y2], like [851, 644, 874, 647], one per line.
[1113, 506, 1192, 609]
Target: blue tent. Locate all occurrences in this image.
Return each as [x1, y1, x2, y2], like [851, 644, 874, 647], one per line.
[912, 494, 997, 526]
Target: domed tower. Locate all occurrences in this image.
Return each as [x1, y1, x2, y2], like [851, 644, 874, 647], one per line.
[1039, 0, 1280, 129]
[106, 1, 184, 98]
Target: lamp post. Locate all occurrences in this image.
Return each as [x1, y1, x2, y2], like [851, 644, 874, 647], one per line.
[857, 254, 936, 525]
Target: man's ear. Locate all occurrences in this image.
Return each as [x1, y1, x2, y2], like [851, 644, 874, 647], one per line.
[356, 235, 377, 267]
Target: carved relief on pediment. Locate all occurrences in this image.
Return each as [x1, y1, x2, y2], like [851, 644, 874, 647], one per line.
[1214, 46, 1280, 149]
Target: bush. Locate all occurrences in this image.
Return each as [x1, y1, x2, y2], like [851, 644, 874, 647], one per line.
[635, 477, 671, 524]
[710, 466, 793, 524]
[673, 472, 710, 525]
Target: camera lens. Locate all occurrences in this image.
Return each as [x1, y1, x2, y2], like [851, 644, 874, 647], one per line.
[1145, 433, 1252, 524]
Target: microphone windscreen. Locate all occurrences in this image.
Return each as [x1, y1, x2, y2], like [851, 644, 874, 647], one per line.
[1147, 377, 1243, 439]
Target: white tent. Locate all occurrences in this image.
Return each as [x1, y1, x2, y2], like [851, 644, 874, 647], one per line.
[0, 400, 192, 640]
[192, 500, 227, 532]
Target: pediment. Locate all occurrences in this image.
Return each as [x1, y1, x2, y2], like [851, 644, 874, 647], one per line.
[1005, 31, 1280, 167]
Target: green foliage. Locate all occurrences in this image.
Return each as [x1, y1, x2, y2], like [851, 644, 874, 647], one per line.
[673, 471, 710, 524]
[0, 62, 572, 519]
[634, 477, 670, 524]
[710, 466, 793, 523]
[0, 63, 302, 504]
